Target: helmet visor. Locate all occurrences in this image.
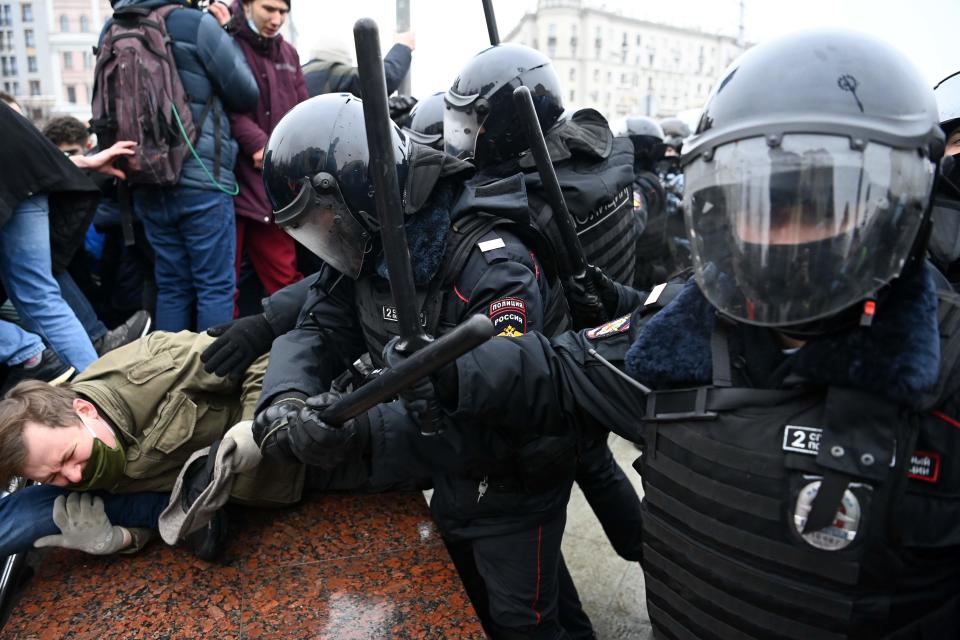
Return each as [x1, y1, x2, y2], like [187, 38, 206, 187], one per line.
[443, 90, 488, 161]
[684, 134, 935, 326]
[935, 72, 960, 130]
[274, 176, 370, 279]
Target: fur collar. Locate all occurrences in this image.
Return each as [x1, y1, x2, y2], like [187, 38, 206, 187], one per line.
[625, 266, 941, 403]
[376, 180, 455, 285]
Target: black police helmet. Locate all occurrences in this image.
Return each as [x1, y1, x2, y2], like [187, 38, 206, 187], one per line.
[405, 91, 445, 150]
[444, 43, 564, 168]
[263, 94, 409, 279]
[682, 29, 943, 329]
[622, 116, 667, 168]
[659, 116, 691, 153]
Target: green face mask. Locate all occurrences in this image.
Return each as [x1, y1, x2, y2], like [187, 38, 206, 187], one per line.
[70, 422, 126, 491]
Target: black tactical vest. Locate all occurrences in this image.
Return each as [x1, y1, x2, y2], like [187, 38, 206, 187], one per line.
[353, 212, 571, 367]
[527, 136, 638, 286]
[636, 293, 960, 639]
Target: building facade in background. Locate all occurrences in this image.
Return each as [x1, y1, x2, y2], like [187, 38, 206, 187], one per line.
[505, 0, 745, 120]
[1, 0, 109, 123]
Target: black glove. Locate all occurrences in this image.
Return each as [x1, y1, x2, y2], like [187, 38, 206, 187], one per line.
[585, 264, 621, 318]
[292, 393, 369, 469]
[201, 314, 276, 380]
[252, 396, 306, 463]
[566, 271, 609, 330]
[383, 337, 444, 436]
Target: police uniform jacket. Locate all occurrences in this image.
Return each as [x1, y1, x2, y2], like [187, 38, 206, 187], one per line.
[439, 264, 960, 638]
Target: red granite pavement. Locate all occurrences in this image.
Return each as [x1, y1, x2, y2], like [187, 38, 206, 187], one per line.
[2, 492, 485, 639]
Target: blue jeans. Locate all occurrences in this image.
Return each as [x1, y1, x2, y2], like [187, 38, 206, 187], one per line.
[0, 484, 170, 556]
[56, 271, 107, 343]
[134, 187, 236, 331]
[0, 195, 97, 371]
[0, 319, 43, 366]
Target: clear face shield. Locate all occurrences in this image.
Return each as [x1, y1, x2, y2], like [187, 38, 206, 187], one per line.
[273, 172, 371, 279]
[683, 134, 935, 326]
[443, 89, 490, 161]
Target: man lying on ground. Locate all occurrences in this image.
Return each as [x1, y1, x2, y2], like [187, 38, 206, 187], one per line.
[0, 330, 303, 558]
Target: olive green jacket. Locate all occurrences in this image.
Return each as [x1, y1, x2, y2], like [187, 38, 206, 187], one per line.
[70, 331, 304, 506]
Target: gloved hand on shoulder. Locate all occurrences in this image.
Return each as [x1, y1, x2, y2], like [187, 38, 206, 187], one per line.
[201, 313, 276, 380]
[34, 493, 131, 555]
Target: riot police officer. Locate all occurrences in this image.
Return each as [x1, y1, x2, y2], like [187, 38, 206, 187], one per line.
[929, 70, 960, 288]
[443, 43, 646, 571]
[618, 116, 675, 290]
[336, 29, 957, 639]
[249, 94, 588, 639]
[444, 43, 637, 292]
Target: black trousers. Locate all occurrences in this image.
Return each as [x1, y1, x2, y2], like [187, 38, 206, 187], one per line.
[575, 437, 644, 562]
[445, 511, 594, 640]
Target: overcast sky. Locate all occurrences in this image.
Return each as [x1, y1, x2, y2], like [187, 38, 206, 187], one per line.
[288, 0, 959, 101]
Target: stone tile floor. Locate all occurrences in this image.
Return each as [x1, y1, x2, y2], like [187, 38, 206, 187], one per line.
[563, 434, 651, 640]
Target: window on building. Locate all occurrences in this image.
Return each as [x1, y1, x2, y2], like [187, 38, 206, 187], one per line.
[620, 73, 628, 84]
[0, 56, 8, 76]
[24, 28, 33, 47]
[569, 68, 575, 81]
[65, 84, 76, 102]
[0, 5, 10, 27]
[29, 79, 40, 96]
[21, 3, 31, 22]
[59, 14, 68, 32]
[63, 51, 73, 69]
[593, 69, 599, 82]
[79, 15, 89, 32]
[547, 23, 557, 36]
[83, 51, 92, 69]
[570, 25, 577, 57]
[636, 34, 641, 47]
[29, 107, 41, 120]
[569, 90, 575, 103]
[27, 55, 36, 72]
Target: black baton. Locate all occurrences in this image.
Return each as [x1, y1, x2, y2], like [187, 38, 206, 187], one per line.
[482, 0, 500, 45]
[354, 18, 432, 355]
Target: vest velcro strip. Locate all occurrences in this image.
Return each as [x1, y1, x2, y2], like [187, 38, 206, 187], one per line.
[658, 424, 784, 479]
[644, 546, 848, 640]
[644, 515, 854, 622]
[647, 602, 703, 640]
[646, 448, 782, 521]
[644, 486, 862, 585]
[645, 575, 758, 640]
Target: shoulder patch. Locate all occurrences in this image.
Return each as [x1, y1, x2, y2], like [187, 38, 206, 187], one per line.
[586, 314, 631, 340]
[490, 297, 527, 337]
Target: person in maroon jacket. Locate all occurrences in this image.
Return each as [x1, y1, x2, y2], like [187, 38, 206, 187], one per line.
[221, 0, 305, 302]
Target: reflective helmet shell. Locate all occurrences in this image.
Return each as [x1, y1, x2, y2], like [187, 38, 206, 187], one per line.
[444, 43, 564, 168]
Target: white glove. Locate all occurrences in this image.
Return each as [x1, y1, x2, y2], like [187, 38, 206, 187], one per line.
[224, 420, 262, 473]
[34, 493, 129, 555]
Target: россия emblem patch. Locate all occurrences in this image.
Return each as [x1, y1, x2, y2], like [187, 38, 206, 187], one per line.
[490, 297, 527, 337]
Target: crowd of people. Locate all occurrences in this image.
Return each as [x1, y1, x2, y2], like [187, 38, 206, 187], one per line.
[0, 0, 959, 638]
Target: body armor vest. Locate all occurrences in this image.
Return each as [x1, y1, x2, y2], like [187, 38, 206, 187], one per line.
[636, 293, 960, 639]
[353, 212, 571, 367]
[527, 136, 637, 286]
